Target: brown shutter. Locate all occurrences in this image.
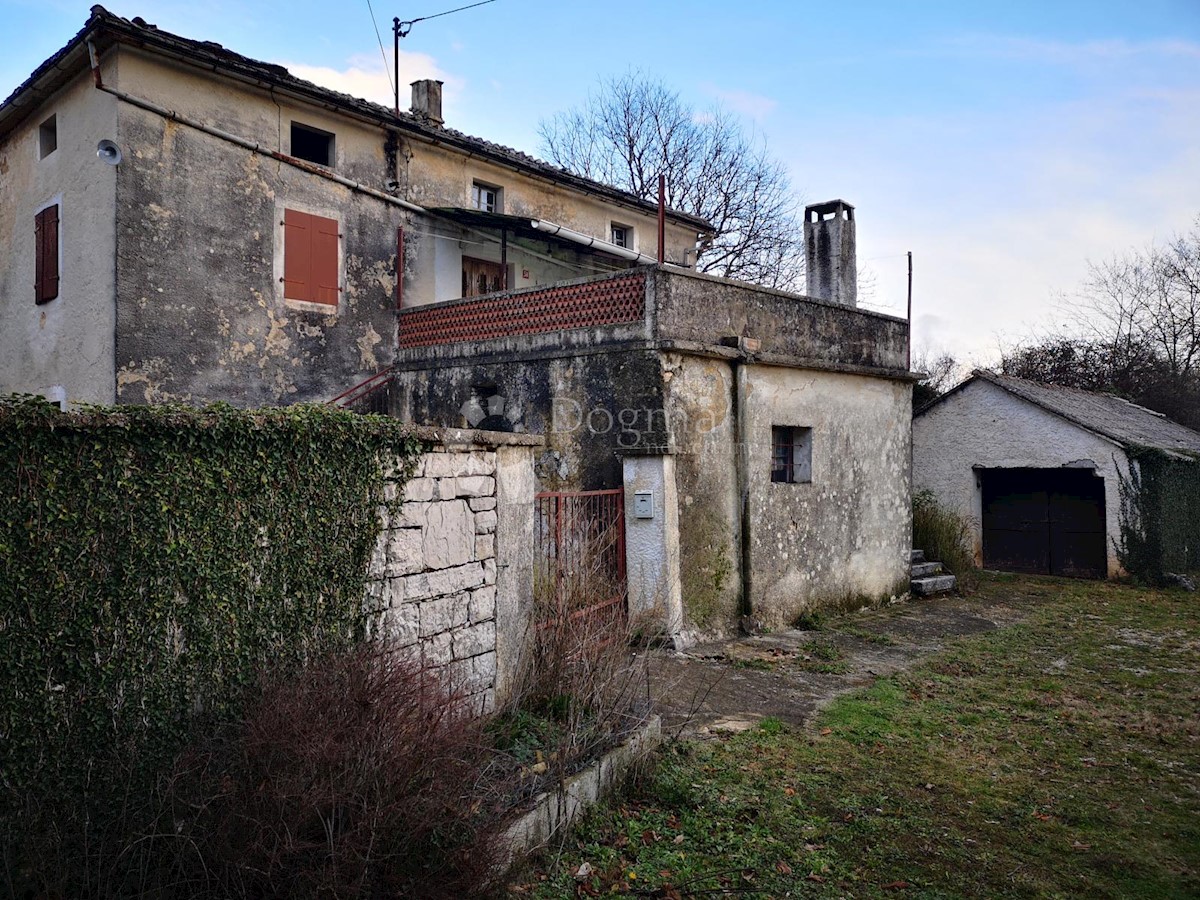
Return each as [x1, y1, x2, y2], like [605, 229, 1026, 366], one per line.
[282, 208, 312, 302]
[35, 205, 60, 304]
[311, 213, 339, 305]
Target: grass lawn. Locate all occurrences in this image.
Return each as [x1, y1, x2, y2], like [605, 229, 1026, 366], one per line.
[512, 575, 1200, 898]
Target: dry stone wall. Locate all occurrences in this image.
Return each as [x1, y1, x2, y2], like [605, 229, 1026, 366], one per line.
[367, 433, 536, 712]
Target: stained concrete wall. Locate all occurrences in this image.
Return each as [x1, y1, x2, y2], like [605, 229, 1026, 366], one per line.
[112, 49, 404, 405]
[652, 268, 908, 375]
[740, 366, 912, 627]
[660, 353, 743, 634]
[0, 63, 118, 405]
[368, 428, 539, 711]
[622, 455, 683, 639]
[913, 378, 1129, 577]
[394, 347, 670, 491]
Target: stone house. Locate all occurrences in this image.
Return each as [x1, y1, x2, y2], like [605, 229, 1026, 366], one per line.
[1, 8, 916, 639]
[914, 369, 1200, 579]
[0, 5, 707, 408]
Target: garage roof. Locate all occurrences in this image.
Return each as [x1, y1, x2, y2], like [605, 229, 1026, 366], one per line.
[921, 369, 1200, 457]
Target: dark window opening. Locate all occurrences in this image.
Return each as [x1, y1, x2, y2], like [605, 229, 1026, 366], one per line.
[39, 115, 57, 159]
[771, 425, 813, 483]
[290, 122, 334, 167]
[471, 182, 500, 213]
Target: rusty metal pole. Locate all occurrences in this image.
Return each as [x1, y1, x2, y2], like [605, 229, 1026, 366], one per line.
[906, 250, 913, 370]
[393, 18, 400, 117]
[657, 174, 666, 264]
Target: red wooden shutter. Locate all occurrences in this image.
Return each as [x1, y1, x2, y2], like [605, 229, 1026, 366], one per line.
[311, 213, 339, 305]
[282, 208, 312, 302]
[35, 204, 60, 304]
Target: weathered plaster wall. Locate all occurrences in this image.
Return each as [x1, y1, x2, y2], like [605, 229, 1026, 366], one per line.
[368, 430, 538, 711]
[0, 64, 118, 404]
[622, 455, 683, 639]
[402, 151, 697, 271]
[913, 379, 1129, 576]
[660, 353, 742, 635]
[394, 347, 669, 491]
[742, 366, 912, 627]
[112, 50, 404, 405]
[652, 268, 909, 374]
[110, 47, 696, 314]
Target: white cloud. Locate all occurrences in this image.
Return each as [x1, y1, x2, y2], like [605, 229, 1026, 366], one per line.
[281, 50, 463, 113]
[704, 85, 778, 122]
[942, 34, 1200, 66]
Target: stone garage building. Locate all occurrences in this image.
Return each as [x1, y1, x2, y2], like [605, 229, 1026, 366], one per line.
[913, 369, 1200, 578]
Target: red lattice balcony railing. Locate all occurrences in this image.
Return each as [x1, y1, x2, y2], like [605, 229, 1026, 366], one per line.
[398, 271, 646, 349]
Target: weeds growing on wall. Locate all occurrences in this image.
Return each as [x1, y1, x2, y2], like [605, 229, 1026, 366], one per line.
[912, 489, 977, 590]
[1117, 448, 1200, 584]
[0, 395, 421, 892]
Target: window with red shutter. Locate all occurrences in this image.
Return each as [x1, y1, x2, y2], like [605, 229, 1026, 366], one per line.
[283, 208, 339, 305]
[34, 204, 60, 305]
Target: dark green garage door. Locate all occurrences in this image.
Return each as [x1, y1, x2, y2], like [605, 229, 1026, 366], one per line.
[981, 468, 1107, 578]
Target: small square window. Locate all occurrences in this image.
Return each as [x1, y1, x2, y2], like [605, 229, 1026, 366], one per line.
[39, 115, 57, 159]
[471, 181, 501, 213]
[611, 224, 631, 248]
[771, 426, 812, 484]
[290, 121, 335, 167]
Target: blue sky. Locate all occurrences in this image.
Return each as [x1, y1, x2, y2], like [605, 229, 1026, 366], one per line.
[3, 0, 1198, 363]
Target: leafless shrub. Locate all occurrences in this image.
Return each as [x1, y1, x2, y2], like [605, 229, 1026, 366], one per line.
[164, 646, 506, 899]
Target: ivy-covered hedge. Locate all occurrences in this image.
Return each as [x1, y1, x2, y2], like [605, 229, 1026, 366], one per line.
[1117, 447, 1200, 583]
[0, 396, 421, 796]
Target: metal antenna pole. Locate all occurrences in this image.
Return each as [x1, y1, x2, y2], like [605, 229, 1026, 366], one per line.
[393, 18, 401, 116]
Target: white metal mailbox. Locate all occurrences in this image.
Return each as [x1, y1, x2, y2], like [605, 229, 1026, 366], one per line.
[633, 490, 654, 519]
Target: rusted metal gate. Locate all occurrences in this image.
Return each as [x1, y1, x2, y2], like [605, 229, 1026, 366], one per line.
[534, 489, 627, 630]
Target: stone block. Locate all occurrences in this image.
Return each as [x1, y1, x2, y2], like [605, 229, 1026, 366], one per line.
[422, 500, 474, 570]
[455, 475, 495, 498]
[474, 510, 497, 534]
[474, 533, 495, 561]
[463, 451, 496, 476]
[483, 559, 497, 586]
[424, 452, 468, 478]
[420, 593, 470, 636]
[383, 606, 419, 646]
[395, 501, 429, 529]
[426, 562, 485, 597]
[403, 477, 436, 502]
[473, 650, 497, 682]
[401, 573, 431, 602]
[437, 478, 457, 501]
[421, 630, 453, 665]
[453, 621, 496, 660]
[387, 528, 424, 575]
[469, 585, 497, 623]
[468, 497, 497, 512]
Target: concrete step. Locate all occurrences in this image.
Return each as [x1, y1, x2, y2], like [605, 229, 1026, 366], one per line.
[911, 574, 957, 596]
[911, 549, 926, 564]
[911, 561, 943, 578]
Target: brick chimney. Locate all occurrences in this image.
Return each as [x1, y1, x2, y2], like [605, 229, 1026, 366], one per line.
[804, 199, 856, 307]
[410, 79, 444, 127]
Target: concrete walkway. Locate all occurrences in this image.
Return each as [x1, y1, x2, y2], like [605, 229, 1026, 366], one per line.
[645, 588, 1033, 737]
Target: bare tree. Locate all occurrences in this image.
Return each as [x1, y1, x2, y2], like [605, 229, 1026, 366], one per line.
[1001, 217, 1200, 428]
[1070, 217, 1200, 378]
[538, 73, 805, 291]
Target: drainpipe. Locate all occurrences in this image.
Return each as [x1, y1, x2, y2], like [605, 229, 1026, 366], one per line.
[529, 219, 658, 265]
[731, 357, 752, 618]
[86, 40, 427, 216]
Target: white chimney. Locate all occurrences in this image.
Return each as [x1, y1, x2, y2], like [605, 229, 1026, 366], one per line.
[804, 199, 857, 308]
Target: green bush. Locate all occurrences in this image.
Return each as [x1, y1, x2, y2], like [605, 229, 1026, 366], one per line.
[912, 489, 977, 590]
[0, 395, 421, 895]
